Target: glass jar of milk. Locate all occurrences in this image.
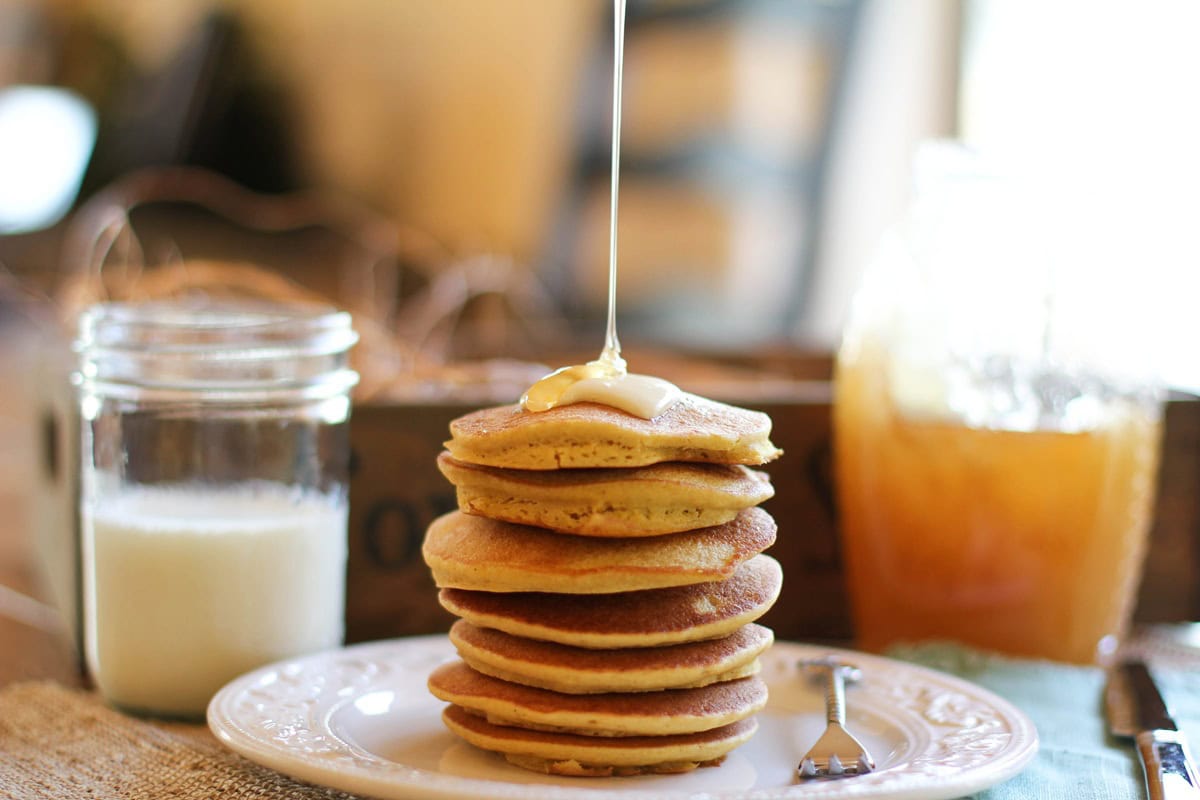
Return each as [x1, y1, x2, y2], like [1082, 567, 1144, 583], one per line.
[75, 300, 358, 718]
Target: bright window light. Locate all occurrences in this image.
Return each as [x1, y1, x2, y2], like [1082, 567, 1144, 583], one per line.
[960, 0, 1200, 392]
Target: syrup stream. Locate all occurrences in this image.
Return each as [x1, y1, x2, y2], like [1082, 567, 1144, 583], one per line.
[520, 0, 680, 418]
[599, 0, 627, 374]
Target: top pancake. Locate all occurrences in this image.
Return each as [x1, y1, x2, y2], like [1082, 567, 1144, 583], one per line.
[444, 393, 782, 470]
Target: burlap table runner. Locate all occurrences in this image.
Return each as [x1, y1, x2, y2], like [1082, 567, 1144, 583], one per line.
[0, 681, 364, 799]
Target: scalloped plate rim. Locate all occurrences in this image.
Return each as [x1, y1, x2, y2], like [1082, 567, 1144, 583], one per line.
[207, 635, 1039, 800]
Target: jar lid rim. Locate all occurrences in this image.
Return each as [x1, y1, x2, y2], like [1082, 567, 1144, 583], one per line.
[78, 299, 351, 332]
[74, 300, 359, 397]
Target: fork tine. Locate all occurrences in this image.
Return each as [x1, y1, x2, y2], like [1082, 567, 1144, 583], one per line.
[797, 657, 876, 779]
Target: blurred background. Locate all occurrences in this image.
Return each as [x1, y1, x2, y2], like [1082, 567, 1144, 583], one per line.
[2, 0, 1198, 357]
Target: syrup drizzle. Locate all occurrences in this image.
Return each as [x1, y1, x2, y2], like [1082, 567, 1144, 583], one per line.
[599, 0, 627, 376]
[521, 0, 680, 419]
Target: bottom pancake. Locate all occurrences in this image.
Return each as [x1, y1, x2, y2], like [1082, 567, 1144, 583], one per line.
[429, 660, 767, 736]
[442, 704, 758, 777]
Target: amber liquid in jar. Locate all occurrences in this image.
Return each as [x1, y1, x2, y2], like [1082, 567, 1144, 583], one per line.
[833, 337, 1162, 665]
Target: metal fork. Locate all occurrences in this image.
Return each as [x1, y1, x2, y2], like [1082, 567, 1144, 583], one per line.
[797, 656, 876, 779]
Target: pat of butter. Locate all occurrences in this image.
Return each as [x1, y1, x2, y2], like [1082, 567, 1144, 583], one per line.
[522, 361, 681, 419]
[557, 373, 681, 419]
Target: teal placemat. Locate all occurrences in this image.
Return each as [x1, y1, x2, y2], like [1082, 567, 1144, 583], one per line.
[887, 643, 1200, 799]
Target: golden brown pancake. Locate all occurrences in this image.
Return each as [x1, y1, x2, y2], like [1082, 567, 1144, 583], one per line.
[437, 452, 774, 537]
[449, 620, 772, 693]
[428, 661, 767, 737]
[439, 553, 782, 648]
[444, 394, 782, 470]
[423, 508, 776, 594]
[442, 704, 758, 776]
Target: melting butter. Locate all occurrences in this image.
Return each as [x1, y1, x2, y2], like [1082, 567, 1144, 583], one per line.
[521, 359, 681, 419]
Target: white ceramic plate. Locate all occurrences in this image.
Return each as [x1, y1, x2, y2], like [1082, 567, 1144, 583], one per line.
[208, 636, 1038, 800]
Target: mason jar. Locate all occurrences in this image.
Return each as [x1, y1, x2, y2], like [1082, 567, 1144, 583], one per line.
[76, 300, 358, 718]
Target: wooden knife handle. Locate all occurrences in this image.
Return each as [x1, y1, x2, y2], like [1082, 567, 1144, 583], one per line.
[1136, 729, 1200, 800]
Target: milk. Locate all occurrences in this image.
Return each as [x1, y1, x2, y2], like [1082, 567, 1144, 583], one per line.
[83, 482, 347, 717]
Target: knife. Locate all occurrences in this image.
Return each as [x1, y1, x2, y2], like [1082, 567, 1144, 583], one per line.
[1105, 659, 1200, 799]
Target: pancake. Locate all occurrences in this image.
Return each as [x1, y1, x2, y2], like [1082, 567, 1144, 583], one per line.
[423, 508, 776, 594]
[437, 452, 774, 537]
[439, 553, 782, 648]
[449, 620, 773, 693]
[442, 704, 758, 776]
[428, 661, 767, 737]
[444, 393, 782, 470]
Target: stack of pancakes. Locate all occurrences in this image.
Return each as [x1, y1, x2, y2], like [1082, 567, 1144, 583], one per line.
[422, 392, 783, 776]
